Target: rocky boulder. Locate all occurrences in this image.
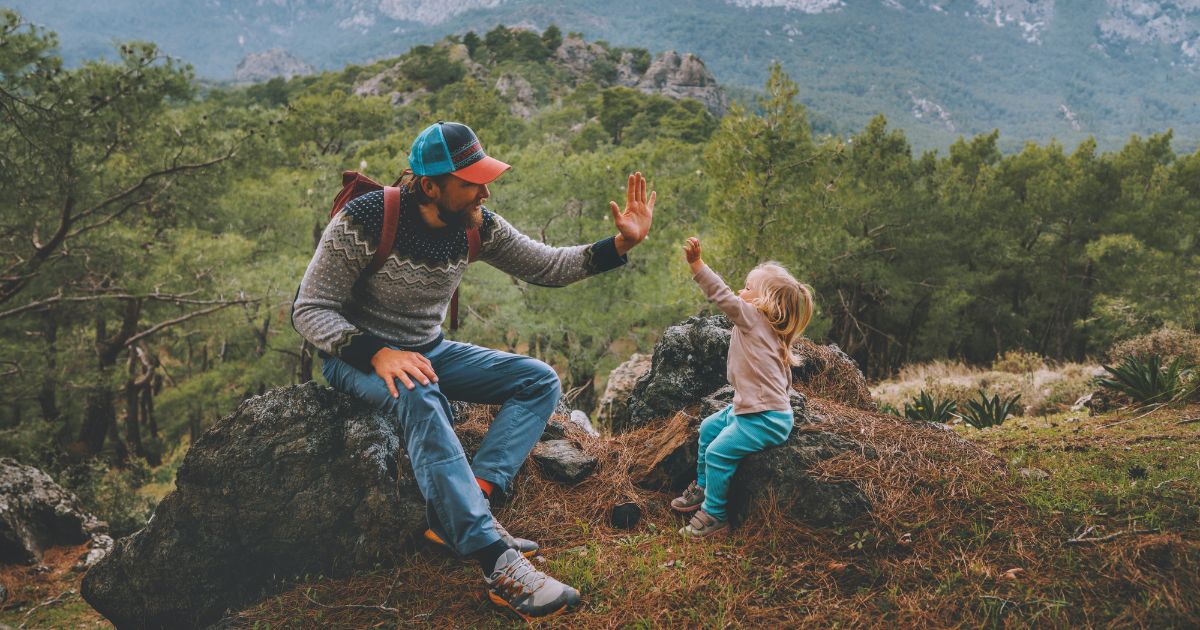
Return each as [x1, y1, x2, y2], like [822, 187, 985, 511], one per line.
[625, 390, 870, 527]
[81, 383, 428, 630]
[233, 48, 314, 83]
[635, 51, 727, 116]
[0, 458, 110, 567]
[618, 315, 734, 433]
[596, 352, 652, 431]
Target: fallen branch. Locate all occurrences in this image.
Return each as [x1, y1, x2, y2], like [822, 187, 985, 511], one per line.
[1177, 417, 1200, 426]
[1097, 403, 1166, 430]
[301, 589, 398, 616]
[1064, 526, 1161, 546]
[1155, 478, 1184, 490]
[19, 590, 74, 629]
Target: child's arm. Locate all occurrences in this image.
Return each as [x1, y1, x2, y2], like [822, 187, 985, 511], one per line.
[683, 237, 759, 328]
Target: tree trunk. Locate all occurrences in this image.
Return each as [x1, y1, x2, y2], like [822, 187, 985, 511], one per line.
[124, 349, 145, 460]
[78, 301, 140, 457]
[297, 340, 314, 384]
[37, 313, 61, 423]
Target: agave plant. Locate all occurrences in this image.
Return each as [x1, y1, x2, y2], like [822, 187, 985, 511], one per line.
[1098, 355, 1190, 405]
[903, 390, 957, 423]
[961, 390, 1022, 429]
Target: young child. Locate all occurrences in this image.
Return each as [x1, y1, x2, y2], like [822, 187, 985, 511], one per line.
[672, 237, 814, 537]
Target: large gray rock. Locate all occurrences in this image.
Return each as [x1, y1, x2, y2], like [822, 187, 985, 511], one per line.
[625, 391, 871, 527]
[81, 383, 427, 630]
[618, 315, 734, 433]
[0, 458, 109, 566]
[596, 353, 651, 431]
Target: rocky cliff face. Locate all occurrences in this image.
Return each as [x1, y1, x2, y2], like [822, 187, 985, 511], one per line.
[233, 48, 314, 83]
[352, 34, 727, 117]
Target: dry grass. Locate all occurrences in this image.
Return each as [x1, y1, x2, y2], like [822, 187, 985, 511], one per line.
[222, 401, 1200, 628]
[12, 402, 1198, 628]
[792, 338, 876, 411]
[874, 359, 1105, 416]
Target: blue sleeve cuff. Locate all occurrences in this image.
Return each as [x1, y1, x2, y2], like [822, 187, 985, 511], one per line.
[585, 236, 628, 274]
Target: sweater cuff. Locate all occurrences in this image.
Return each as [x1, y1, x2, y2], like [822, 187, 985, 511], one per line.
[339, 331, 388, 373]
[584, 236, 628, 274]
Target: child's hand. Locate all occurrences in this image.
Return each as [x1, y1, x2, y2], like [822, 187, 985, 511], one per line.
[683, 237, 703, 269]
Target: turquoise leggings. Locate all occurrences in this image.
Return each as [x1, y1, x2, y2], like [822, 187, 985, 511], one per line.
[696, 405, 794, 521]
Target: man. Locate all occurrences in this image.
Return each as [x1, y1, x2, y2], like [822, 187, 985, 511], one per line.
[292, 121, 654, 620]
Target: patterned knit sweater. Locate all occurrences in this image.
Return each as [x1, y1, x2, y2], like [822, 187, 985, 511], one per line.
[293, 187, 627, 372]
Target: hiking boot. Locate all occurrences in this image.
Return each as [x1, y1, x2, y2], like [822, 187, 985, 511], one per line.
[485, 548, 581, 621]
[670, 481, 705, 513]
[679, 509, 729, 538]
[424, 518, 540, 558]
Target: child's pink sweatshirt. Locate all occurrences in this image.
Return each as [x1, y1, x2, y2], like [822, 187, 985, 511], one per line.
[693, 263, 792, 415]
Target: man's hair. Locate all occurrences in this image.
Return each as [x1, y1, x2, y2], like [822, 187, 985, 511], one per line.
[410, 173, 454, 204]
[747, 262, 814, 366]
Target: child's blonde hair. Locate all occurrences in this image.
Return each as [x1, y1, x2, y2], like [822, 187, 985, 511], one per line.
[748, 262, 814, 366]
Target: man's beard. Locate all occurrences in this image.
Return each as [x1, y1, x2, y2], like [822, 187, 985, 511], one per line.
[435, 201, 483, 230]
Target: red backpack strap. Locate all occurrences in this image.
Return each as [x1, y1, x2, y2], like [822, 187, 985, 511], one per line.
[366, 186, 401, 275]
[466, 227, 481, 263]
[450, 227, 482, 331]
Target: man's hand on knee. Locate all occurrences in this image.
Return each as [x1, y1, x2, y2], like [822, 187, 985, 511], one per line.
[371, 347, 439, 397]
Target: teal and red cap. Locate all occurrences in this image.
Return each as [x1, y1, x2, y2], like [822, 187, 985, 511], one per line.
[407, 121, 511, 184]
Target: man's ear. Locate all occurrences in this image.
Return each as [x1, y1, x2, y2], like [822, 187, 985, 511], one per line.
[420, 176, 441, 199]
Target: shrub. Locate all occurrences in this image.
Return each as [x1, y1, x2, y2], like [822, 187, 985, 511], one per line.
[1108, 326, 1200, 368]
[961, 390, 1022, 429]
[991, 350, 1046, 374]
[903, 390, 957, 423]
[1098, 355, 1191, 405]
[69, 458, 156, 537]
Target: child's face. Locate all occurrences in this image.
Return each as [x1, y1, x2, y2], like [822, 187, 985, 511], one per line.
[738, 270, 763, 303]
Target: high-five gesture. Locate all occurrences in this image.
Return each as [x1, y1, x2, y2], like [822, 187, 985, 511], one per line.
[683, 237, 704, 272]
[610, 171, 656, 255]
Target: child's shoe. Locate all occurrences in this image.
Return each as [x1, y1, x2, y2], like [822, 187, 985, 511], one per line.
[670, 481, 705, 513]
[679, 509, 729, 538]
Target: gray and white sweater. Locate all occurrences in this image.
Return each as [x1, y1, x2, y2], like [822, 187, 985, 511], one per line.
[292, 187, 627, 372]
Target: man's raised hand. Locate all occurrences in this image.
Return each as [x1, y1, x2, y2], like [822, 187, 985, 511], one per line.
[610, 171, 656, 256]
[370, 347, 439, 397]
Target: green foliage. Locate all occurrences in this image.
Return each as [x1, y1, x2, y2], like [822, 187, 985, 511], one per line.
[961, 390, 1022, 429]
[402, 45, 466, 91]
[903, 391, 957, 423]
[67, 459, 155, 536]
[1098, 355, 1193, 405]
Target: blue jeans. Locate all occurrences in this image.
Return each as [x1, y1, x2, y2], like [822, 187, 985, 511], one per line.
[696, 405, 793, 521]
[321, 338, 560, 556]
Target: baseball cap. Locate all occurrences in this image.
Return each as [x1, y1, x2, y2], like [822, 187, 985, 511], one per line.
[407, 121, 511, 184]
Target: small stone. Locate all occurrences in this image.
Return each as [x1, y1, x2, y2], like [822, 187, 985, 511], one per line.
[539, 419, 567, 441]
[532, 440, 597, 483]
[1018, 467, 1050, 481]
[610, 502, 641, 529]
[569, 410, 600, 438]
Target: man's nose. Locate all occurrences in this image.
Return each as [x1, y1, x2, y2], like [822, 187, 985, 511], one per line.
[479, 184, 490, 200]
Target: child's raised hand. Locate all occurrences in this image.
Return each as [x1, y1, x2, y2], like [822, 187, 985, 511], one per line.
[683, 237, 702, 267]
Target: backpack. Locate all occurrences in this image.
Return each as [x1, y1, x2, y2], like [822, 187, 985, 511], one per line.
[330, 169, 480, 331]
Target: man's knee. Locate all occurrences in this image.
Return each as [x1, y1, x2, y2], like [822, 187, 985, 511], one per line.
[517, 357, 560, 398]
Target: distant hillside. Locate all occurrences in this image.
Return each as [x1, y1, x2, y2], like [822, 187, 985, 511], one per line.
[8, 0, 1200, 152]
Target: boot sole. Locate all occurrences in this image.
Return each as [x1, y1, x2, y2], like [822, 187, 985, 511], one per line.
[424, 529, 538, 558]
[487, 591, 576, 622]
[670, 502, 702, 513]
